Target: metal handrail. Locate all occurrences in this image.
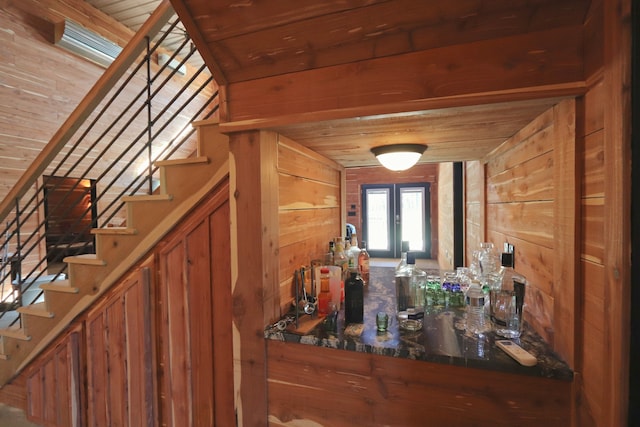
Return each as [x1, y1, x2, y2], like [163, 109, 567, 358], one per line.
[0, 0, 219, 324]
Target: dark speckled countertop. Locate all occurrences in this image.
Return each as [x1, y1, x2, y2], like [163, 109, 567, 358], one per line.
[265, 266, 573, 381]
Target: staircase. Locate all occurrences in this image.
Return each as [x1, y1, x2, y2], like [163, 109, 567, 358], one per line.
[0, 123, 229, 385]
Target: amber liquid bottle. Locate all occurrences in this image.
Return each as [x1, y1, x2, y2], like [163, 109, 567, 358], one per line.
[317, 267, 333, 315]
[344, 271, 364, 323]
[357, 241, 370, 286]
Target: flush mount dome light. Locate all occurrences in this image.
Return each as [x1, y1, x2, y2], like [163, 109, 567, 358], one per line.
[370, 144, 428, 171]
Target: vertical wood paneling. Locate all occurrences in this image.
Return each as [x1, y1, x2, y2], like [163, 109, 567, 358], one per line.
[186, 220, 214, 426]
[105, 296, 127, 426]
[86, 313, 108, 426]
[26, 365, 43, 424]
[26, 332, 83, 427]
[86, 265, 154, 427]
[161, 239, 192, 426]
[123, 268, 154, 427]
[230, 131, 271, 426]
[602, 0, 631, 424]
[552, 99, 577, 367]
[209, 195, 235, 427]
[157, 178, 233, 427]
[577, 82, 606, 427]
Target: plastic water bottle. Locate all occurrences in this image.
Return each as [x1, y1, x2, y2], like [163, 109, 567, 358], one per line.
[466, 282, 487, 335]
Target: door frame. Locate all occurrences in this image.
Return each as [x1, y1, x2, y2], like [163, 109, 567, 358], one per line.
[361, 182, 431, 259]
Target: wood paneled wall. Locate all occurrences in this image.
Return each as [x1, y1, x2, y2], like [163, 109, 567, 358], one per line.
[85, 265, 154, 426]
[25, 326, 82, 426]
[156, 182, 233, 426]
[11, 179, 234, 427]
[0, 0, 216, 228]
[577, 76, 606, 427]
[344, 163, 439, 260]
[266, 340, 571, 427]
[277, 135, 343, 315]
[474, 100, 577, 354]
[483, 106, 557, 345]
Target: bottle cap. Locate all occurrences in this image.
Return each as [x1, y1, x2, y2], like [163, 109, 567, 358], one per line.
[501, 252, 514, 267]
[407, 252, 416, 265]
[320, 267, 330, 274]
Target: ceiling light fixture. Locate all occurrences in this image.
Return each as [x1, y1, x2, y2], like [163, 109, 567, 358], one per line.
[371, 144, 428, 171]
[54, 19, 122, 68]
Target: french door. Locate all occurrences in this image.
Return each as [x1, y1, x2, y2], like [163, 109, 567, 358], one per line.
[361, 183, 431, 259]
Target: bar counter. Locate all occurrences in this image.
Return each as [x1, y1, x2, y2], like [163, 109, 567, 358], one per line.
[265, 266, 573, 382]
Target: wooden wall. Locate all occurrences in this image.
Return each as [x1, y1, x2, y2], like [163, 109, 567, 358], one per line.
[266, 340, 571, 427]
[277, 135, 343, 315]
[10, 179, 234, 427]
[0, 0, 216, 228]
[483, 105, 557, 345]
[466, 100, 576, 355]
[577, 75, 606, 427]
[344, 163, 439, 260]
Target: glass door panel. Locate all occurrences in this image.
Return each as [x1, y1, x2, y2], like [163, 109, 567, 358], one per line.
[362, 183, 431, 259]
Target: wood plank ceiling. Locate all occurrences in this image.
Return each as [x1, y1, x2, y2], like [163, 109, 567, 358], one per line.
[89, 0, 591, 167]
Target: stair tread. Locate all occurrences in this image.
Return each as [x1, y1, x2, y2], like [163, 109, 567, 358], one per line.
[122, 194, 173, 203]
[40, 280, 79, 294]
[155, 156, 209, 167]
[63, 253, 106, 266]
[92, 227, 137, 235]
[0, 328, 31, 341]
[17, 302, 54, 318]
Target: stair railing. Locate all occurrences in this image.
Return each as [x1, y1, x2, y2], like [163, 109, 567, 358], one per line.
[0, 0, 219, 326]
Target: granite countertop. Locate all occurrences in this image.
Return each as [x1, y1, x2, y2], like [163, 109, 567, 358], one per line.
[265, 266, 574, 381]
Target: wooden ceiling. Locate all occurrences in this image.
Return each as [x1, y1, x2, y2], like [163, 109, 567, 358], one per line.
[88, 0, 591, 167]
[268, 98, 564, 167]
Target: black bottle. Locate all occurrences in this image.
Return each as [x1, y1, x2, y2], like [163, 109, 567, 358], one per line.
[344, 271, 364, 323]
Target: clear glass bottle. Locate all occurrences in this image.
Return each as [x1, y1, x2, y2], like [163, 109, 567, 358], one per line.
[357, 240, 370, 286]
[395, 252, 426, 331]
[395, 240, 410, 272]
[324, 241, 335, 266]
[344, 271, 364, 324]
[333, 237, 348, 277]
[465, 280, 487, 335]
[490, 252, 527, 338]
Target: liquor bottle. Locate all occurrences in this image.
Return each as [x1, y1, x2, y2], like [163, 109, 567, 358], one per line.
[344, 271, 364, 323]
[490, 252, 527, 338]
[396, 240, 410, 272]
[333, 237, 348, 276]
[357, 241, 370, 286]
[324, 241, 335, 266]
[395, 252, 426, 331]
[346, 233, 360, 272]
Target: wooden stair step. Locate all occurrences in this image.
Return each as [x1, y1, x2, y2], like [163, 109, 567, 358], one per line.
[39, 280, 79, 294]
[121, 193, 173, 203]
[0, 327, 31, 341]
[92, 226, 138, 236]
[63, 254, 106, 266]
[155, 156, 209, 167]
[17, 302, 54, 318]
